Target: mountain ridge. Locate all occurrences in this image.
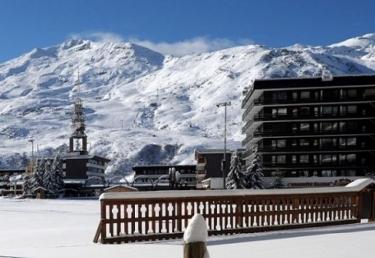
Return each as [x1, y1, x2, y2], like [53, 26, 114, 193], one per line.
[1, 34, 375, 173]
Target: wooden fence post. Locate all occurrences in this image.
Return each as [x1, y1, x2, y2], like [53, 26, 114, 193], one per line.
[183, 214, 209, 258]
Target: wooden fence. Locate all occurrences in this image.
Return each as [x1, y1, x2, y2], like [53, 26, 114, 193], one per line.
[94, 179, 375, 244]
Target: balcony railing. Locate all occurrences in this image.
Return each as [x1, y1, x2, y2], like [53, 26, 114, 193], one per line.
[254, 95, 375, 106]
[252, 113, 374, 122]
[256, 146, 375, 153]
[253, 129, 372, 137]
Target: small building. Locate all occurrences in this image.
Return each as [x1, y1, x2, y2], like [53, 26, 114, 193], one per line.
[132, 164, 196, 191]
[194, 149, 245, 189]
[34, 186, 47, 199]
[0, 169, 25, 196]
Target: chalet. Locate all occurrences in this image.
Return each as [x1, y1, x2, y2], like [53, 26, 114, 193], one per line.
[132, 164, 196, 190]
[0, 169, 25, 196]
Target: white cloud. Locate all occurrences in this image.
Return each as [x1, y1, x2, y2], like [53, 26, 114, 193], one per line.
[68, 32, 253, 56]
[69, 32, 124, 43]
[129, 37, 254, 56]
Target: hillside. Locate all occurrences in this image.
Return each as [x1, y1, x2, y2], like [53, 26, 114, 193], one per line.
[1, 34, 375, 173]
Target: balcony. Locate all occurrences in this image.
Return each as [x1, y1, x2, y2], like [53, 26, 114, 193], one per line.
[254, 95, 375, 106]
[252, 129, 373, 138]
[256, 146, 375, 153]
[261, 162, 364, 169]
[252, 113, 374, 122]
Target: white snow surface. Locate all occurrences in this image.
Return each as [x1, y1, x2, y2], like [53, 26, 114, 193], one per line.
[1, 198, 375, 258]
[183, 213, 208, 243]
[1, 33, 375, 173]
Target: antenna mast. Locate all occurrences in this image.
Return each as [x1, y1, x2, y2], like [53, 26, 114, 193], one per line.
[69, 70, 88, 153]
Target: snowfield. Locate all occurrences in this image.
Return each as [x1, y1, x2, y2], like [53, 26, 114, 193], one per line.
[1, 198, 375, 258]
[1, 33, 375, 173]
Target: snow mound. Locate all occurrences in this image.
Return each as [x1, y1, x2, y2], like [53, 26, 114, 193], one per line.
[183, 213, 208, 243]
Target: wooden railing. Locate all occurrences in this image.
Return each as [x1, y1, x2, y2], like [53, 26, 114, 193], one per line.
[94, 180, 375, 244]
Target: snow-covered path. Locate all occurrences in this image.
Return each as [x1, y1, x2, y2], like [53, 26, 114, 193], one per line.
[1, 198, 374, 258]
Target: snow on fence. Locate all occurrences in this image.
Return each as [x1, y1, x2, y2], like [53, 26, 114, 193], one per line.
[94, 179, 375, 244]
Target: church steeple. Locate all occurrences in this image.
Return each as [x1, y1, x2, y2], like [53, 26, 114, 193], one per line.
[69, 72, 88, 154]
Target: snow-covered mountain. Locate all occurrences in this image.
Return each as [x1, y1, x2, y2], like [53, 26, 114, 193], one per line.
[1, 33, 375, 173]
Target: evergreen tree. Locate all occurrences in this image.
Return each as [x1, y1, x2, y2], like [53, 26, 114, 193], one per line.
[44, 153, 64, 196]
[24, 157, 46, 196]
[42, 159, 53, 194]
[244, 152, 264, 189]
[226, 151, 245, 189]
[271, 177, 285, 189]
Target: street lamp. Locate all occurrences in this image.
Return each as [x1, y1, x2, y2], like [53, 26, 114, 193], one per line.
[216, 101, 231, 189]
[28, 138, 34, 173]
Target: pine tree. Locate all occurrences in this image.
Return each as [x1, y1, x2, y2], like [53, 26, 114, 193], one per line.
[271, 170, 285, 189]
[244, 153, 264, 189]
[225, 152, 245, 189]
[42, 159, 53, 193]
[50, 153, 64, 195]
[43, 153, 64, 196]
[25, 157, 46, 196]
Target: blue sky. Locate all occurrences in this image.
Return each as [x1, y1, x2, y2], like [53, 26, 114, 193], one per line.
[0, 0, 374, 62]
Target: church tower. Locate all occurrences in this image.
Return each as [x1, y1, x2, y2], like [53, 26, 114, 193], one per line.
[69, 75, 88, 154]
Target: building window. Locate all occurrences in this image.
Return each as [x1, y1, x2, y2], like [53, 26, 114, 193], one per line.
[347, 105, 357, 114]
[339, 137, 356, 147]
[313, 107, 319, 117]
[348, 89, 357, 98]
[300, 91, 310, 99]
[272, 92, 287, 101]
[292, 124, 298, 132]
[272, 108, 287, 118]
[347, 154, 356, 163]
[339, 122, 346, 131]
[314, 91, 320, 100]
[321, 154, 337, 164]
[299, 139, 309, 147]
[300, 155, 309, 163]
[292, 155, 297, 164]
[292, 108, 298, 117]
[300, 123, 310, 131]
[300, 107, 310, 116]
[321, 138, 337, 148]
[271, 139, 286, 148]
[292, 92, 298, 101]
[321, 122, 338, 132]
[321, 170, 332, 177]
[274, 155, 286, 164]
[279, 108, 287, 116]
[322, 106, 338, 116]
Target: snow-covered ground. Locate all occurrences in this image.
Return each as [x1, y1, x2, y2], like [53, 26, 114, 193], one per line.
[1, 198, 375, 258]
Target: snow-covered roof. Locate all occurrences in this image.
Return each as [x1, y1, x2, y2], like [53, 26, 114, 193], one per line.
[105, 185, 138, 191]
[100, 178, 375, 200]
[345, 178, 375, 188]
